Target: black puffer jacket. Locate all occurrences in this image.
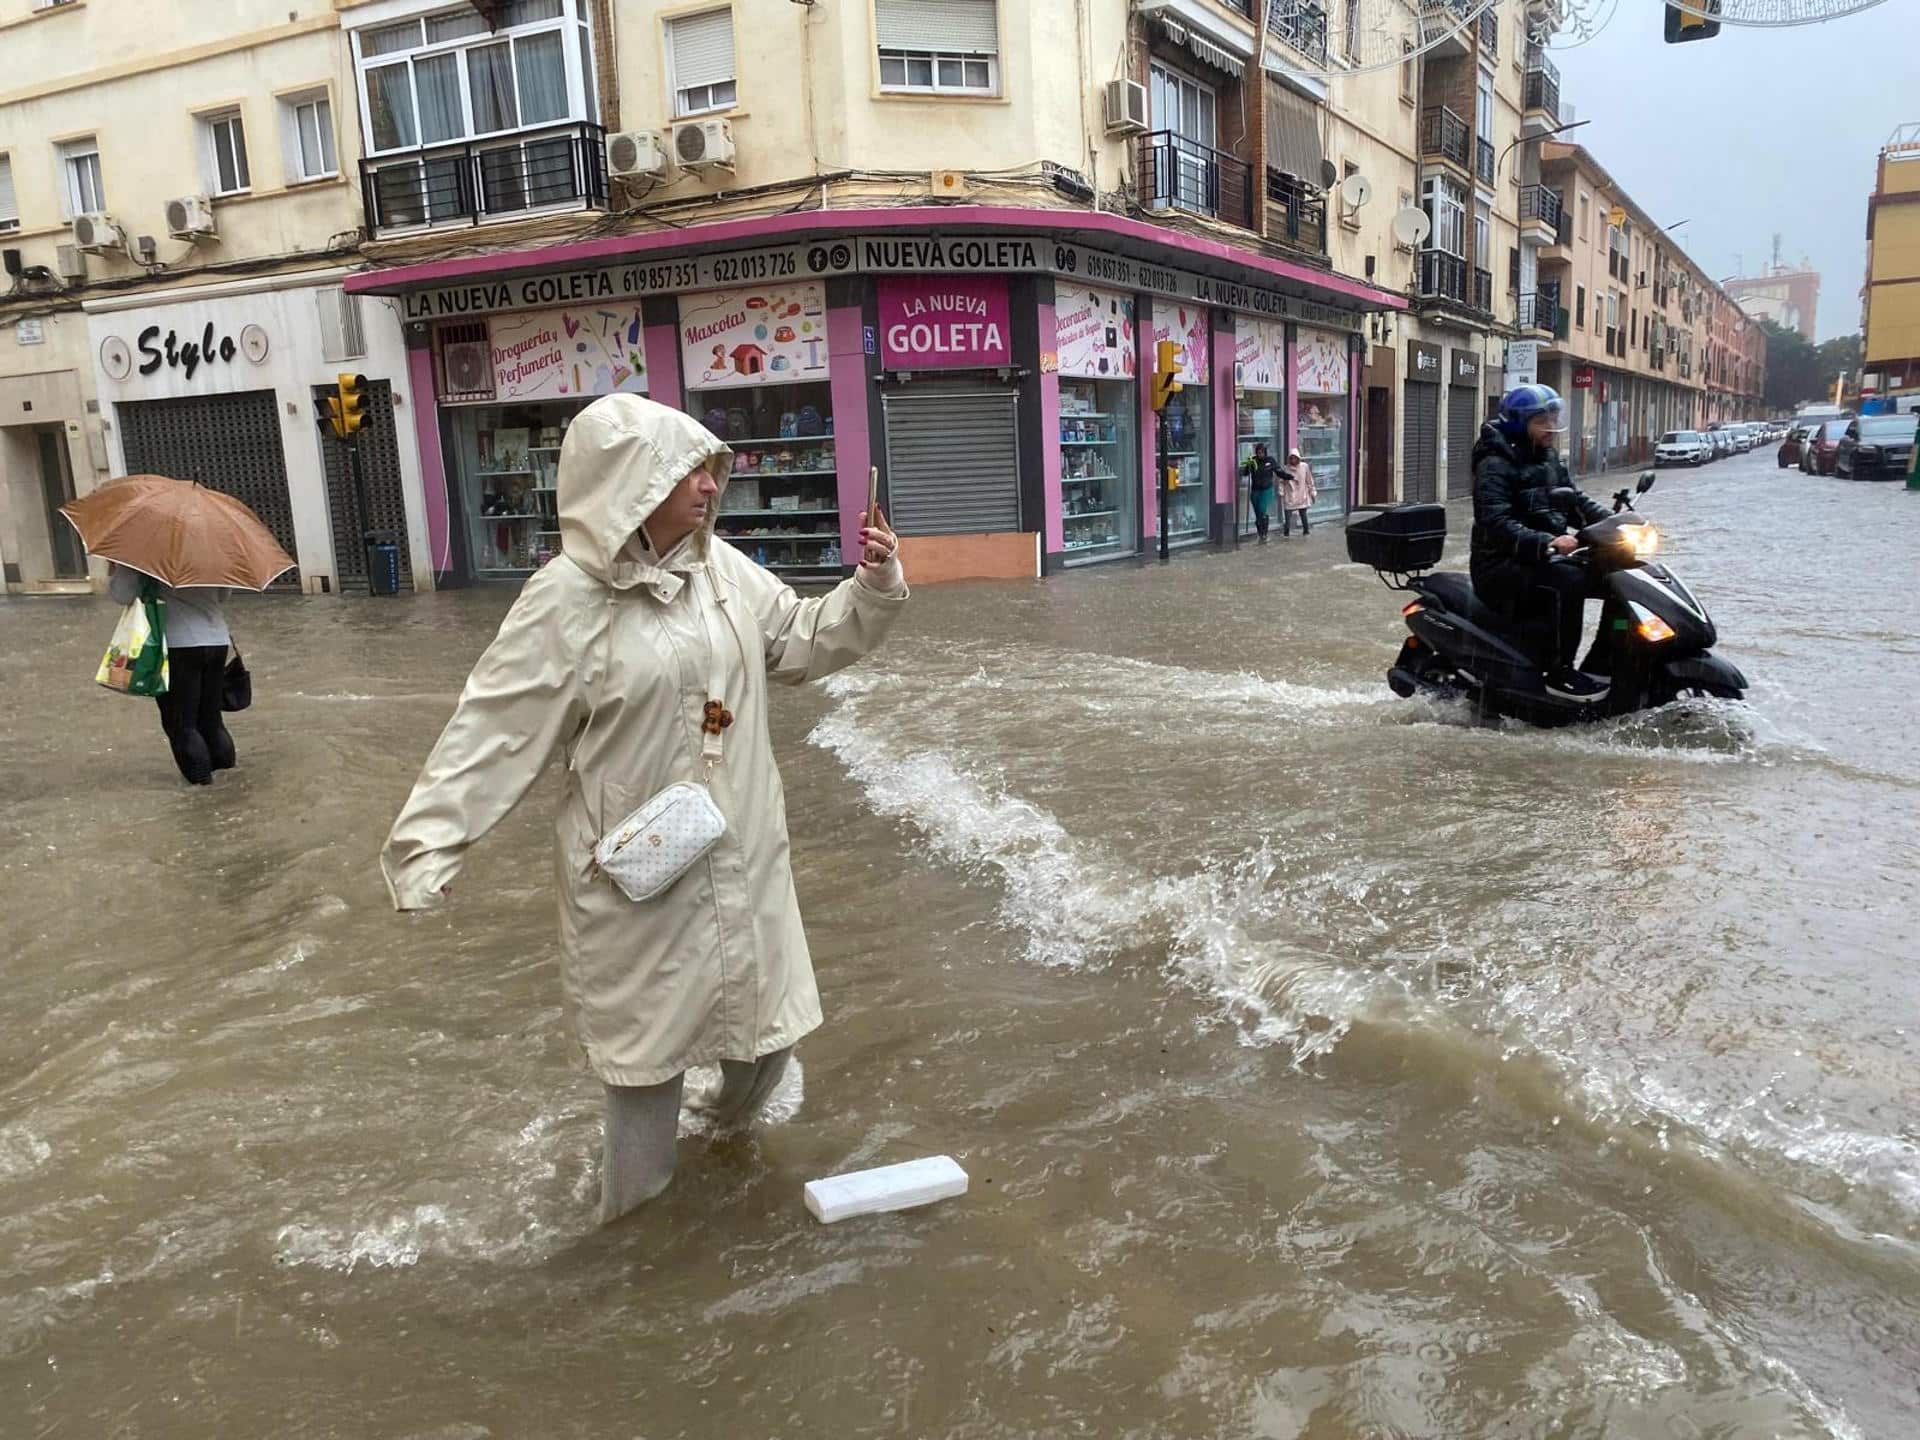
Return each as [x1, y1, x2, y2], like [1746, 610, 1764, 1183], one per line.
[1469, 422, 1610, 576]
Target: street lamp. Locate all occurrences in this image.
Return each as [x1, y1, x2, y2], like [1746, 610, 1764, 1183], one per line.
[1495, 117, 1591, 186]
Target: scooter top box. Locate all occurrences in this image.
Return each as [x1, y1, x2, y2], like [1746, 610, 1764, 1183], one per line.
[1347, 504, 1447, 572]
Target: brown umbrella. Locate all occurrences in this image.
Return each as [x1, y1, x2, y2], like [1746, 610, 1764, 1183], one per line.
[61, 475, 296, 590]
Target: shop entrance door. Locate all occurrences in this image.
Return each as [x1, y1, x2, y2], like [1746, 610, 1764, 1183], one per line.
[311, 380, 414, 591]
[1364, 387, 1394, 504]
[117, 390, 300, 588]
[1402, 381, 1439, 503]
[36, 427, 87, 578]
[883, 386, 1021, 536]
[1446, 384, 1480, 500]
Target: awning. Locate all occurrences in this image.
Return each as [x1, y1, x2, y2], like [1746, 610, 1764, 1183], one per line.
[1266, 79, 1327, 185]
[1157, 16, 1247, 78]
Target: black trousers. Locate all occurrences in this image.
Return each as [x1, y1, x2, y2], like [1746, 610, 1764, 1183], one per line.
[1474, 560, 1591, 672]
[155, 645, 235, 785]
[1283, 508, 1310, 536]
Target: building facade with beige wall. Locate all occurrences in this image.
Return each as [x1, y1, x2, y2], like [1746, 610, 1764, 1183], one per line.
[0, 0, 434, 594]
[1531, 140, 1762, 473]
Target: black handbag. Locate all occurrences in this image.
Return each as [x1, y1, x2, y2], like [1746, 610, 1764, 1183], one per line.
[221, 648, 252, 713]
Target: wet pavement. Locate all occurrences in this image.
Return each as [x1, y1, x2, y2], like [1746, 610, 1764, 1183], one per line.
[2, 450, 1917, 1438]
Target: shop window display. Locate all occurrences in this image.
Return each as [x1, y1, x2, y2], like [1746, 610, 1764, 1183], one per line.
[1294, 327, 1352, 523]
[1235, 392, 1283, 535]
[1160, 385, 1210, 546]
[451, 399, 590, 576]
[1058, 379, 1139, 564]
[695, 380, 841, 575]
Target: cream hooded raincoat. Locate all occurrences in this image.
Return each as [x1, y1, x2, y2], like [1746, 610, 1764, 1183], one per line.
[381, 395, 907, 1087]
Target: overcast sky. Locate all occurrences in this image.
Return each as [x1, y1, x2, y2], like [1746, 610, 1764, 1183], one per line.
[1549, 3, 1910, 342]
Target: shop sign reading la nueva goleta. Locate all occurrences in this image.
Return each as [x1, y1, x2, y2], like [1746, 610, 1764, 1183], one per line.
[398, 235, 1364, 333]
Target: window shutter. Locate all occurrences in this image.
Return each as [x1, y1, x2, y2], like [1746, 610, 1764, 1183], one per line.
[875, 0, 998, 55]
[668, 10, 736, 91]
[0, 156, 16, 225]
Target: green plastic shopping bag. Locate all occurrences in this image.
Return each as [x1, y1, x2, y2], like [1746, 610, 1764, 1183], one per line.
[95, 577, 169, 697]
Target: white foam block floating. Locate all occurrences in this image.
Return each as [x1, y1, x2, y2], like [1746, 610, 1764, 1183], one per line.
[804, 1156, 969, 1224]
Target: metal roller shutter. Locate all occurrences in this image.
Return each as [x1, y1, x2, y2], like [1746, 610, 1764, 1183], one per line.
[116, 389, 300, 588]
[1402, 382, 1439, 504]
[873, 0, 998, 53]
[882, 388, 1021, 535]
[312, 380, 414, 589]
[1446, 385, 1480, 499]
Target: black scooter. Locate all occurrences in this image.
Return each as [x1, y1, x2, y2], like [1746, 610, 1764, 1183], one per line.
[1347, 474, 1747, 726]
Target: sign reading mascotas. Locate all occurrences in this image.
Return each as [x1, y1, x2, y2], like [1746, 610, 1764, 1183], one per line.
[395, 233, 1366, 333]
[877, 276, 1012, 368]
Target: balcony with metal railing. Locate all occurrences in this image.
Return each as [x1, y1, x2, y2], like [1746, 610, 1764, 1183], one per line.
[360, 121, 609, 236]
[1420, 0, 1473, 57]
[1420, 106, 1471, 172]
[1523, 48, 1561, 126]
[1266, 170, 1329, 256]
[1268, 0, 1330, 65]
[1518, 183, 1563, 241]
[1478, 5, 1498, 57]
[1473, 266, 1493, 313]
[1416, 249, 1467, 304]
[1475, 137, 1495, 186]
[1138, 131, 1255, 231]
[1515, 290, 1567, 336]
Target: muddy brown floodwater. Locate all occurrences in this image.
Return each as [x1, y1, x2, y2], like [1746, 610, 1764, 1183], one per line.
[2, 452, 1917, 1438]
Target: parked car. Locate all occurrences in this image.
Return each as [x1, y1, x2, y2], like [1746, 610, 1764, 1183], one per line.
[1709, 429, 1734, 460]
[1834, 414, 1919, 480]
[1709, 424, 1746, 454]
[1778, 424, 1815, 468]
[1655, 430, 1713, 466]
[1802, 419, 1849, 475]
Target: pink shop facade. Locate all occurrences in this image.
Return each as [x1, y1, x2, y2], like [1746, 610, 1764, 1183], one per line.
[344, 208, 1405, 585]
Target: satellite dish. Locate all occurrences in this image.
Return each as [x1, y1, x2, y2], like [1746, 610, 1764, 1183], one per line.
[1338, 174, 1374, 211]
[1391, 206, 1432, 248]
[1320, 159, 1340, 189]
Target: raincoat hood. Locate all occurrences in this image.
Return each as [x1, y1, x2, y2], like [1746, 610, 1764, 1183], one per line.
[557, 394, 734, 584]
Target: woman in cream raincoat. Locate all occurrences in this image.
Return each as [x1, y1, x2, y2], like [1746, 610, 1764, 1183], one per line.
[381, 394, 906, 1222]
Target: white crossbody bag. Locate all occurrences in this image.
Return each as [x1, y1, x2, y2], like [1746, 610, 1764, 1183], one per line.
[589, 570, 745, 903]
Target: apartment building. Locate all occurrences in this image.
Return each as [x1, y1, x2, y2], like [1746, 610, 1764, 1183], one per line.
[1863, 123, 1920, 409]
[1532, 140, 1761, 474]
[0, 0, 439, 595]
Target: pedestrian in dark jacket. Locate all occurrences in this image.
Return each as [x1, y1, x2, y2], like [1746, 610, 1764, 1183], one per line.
[1470, 384, 1612, 700]
[1241, 443, 1280, 543]
[107, 562, 236, 784]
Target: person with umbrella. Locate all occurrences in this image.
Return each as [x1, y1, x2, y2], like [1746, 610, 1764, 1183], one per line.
[63, 475, 295, 787]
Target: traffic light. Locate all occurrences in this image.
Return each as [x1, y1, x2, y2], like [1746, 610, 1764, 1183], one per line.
[1151, 339, 1184, 412]
[1664, 0, 1720, 43]
[327, 372, 369, 438]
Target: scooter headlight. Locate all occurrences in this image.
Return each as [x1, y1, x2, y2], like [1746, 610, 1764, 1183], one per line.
[1617, 523, 1661, 559]
[1629, 601, 1676, 643]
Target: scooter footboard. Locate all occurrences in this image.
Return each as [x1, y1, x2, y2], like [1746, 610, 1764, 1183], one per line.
[1661, 654, 1748, 694]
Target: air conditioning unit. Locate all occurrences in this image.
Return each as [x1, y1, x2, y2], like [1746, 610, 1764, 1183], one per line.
[166, 194, 217, 240]
[72, 212, 124, 254]
[607, 130, 669, 182]
[1105, 79, 1149, 136]
[441, 336, 493, 396]
[671, 118, 735, 172]
[55, 244, 87, 281]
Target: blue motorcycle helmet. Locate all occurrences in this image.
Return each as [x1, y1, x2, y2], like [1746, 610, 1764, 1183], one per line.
[1496, 383, 1566, 443]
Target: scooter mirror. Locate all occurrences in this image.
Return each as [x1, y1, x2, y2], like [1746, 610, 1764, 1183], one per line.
[1637, 472, 1657, 494]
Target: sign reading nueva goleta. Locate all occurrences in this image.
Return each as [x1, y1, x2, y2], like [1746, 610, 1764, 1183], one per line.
[395, 234, 1366, 333]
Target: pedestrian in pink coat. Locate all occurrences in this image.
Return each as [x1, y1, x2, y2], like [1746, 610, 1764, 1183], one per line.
[1281, 449, 1316, 536]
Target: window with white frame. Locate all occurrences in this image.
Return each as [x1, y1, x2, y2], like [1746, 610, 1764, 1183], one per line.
[200, 110, 252, 196]
[1421, 174, 1465, 256]
[1343, 0, 1360, 61]
[667, 9, 736, 117]
[875, 0, 998, 95]
[352, 0, 599, 227]
[281, 89, 339, 182]
[354, 0, 591, 153]
[1475, 75, 1493, 148]
[0, 154, 17, 231]
[57, 137, 104, 217]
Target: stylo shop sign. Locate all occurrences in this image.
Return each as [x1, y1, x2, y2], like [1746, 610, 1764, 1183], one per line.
[100, 318, 272, 384]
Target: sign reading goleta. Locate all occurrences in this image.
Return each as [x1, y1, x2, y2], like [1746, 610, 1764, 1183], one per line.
[395, 233, 1367, 330]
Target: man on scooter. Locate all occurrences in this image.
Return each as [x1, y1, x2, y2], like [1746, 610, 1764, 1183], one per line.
[1470, 384, 1613, 701]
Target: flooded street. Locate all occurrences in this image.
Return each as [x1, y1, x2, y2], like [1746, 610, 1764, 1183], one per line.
[3, 452, 1917, 1437]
